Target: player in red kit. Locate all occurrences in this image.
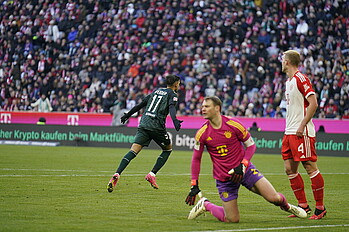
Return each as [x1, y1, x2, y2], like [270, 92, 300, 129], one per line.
[281, 50, 326, 219]
[185, 96, 307, 222]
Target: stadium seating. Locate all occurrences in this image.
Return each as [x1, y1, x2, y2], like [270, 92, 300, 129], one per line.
[0, 0, 348, 119]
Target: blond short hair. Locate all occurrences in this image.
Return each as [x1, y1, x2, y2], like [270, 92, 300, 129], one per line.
[284, 50, 301, 67]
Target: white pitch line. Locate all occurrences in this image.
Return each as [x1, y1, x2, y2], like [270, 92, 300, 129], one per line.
[1, 172, 349, 177]
[0, 174, 207, 177]
[0, 174, 107, 177]
[0, 168, 111, 172]
[1, 168, 349, 175]
[191, 224, 349, 232]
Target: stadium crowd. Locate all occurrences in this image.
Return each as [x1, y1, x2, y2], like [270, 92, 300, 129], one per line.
[0, 0, 349, 120]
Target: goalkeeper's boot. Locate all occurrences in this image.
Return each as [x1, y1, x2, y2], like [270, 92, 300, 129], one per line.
[145, 173, 159, 189]
[107, 173, 120, 193]
[285, 203, 308, 218]
[288, 205, 311, 218]
[309, 207, 327, 220]
[188, 197, 207, 220]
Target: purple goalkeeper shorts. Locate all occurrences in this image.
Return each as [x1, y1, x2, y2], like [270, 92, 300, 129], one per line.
[216, 163, 264, 202]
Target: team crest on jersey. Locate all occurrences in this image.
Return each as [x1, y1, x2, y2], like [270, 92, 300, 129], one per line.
[224, 131, 232, 138]
[207, 136, 212, 141]
[173, 96, 178, 101]
[303, 84, 309, 92]
[221, 192, 229, 199]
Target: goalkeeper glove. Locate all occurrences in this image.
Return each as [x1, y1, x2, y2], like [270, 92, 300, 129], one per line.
[120, 113, 130, 124]
[173, 119, 183, 131]
[228, 159, 249, 184]
[185, 180, 201, 206]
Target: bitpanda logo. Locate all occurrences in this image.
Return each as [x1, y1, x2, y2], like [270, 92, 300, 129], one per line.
[175, 133, 196, 149]
[167, 131, 197, 150]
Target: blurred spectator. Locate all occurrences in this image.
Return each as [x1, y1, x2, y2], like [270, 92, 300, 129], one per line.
[37, 117, 46, 125]
[296, 17, 309, 35]
[248, 122, 261, 132]
[110, 93, 127, 126]
[31, 94, 53, 112]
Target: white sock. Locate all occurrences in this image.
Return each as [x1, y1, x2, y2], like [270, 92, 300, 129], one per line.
[149, 171, 156, 176]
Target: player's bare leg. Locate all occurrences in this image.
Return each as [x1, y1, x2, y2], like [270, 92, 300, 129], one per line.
[251, 177, 307, 218]
[222, 199, 240, 223]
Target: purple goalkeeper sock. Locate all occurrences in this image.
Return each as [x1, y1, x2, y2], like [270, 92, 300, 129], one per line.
[204, 201, 226, 222]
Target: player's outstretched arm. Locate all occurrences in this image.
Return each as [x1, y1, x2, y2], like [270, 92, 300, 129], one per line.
[242, 136, 256, 161]
[169, 104, 183, 131]
[120, 99, 148, 124]
[185, 141, 204, 205]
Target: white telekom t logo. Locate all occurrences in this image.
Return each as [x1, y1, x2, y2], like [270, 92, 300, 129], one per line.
[67, 115, 79, 125]
[0, 113, 11, 123]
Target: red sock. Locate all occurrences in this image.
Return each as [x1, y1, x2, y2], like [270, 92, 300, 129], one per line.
[310, 170, 325, 210]
[289, 173, 307, 207]
[204, 202, 226, 222]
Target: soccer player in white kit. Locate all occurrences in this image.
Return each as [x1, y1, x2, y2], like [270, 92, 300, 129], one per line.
[281, 50, 326, 219]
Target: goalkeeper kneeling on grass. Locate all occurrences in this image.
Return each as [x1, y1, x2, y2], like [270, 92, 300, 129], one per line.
[185, 96, 308, 222]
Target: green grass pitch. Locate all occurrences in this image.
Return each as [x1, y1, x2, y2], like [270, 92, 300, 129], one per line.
[0, 145, 348, 232]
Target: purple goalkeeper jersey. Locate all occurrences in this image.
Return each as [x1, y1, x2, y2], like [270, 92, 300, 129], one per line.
[192, 115, 251, 182]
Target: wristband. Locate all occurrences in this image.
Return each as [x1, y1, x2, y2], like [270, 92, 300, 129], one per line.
[191, 179, 198, 186]
[241, 159, 249, 167]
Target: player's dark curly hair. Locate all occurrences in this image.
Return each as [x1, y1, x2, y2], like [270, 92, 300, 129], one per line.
[166, 75, 180, 86]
